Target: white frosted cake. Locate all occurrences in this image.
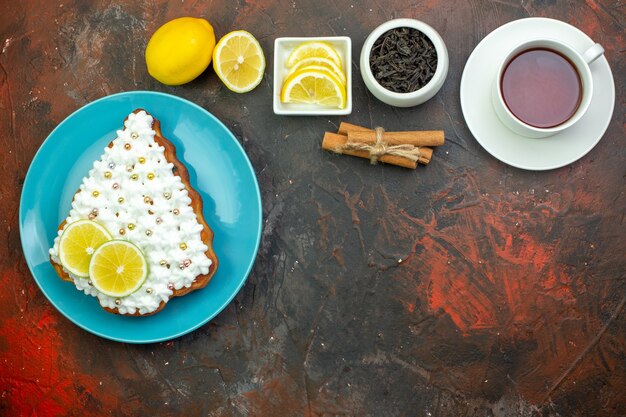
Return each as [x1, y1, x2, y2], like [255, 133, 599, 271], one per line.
[49, 109, 218, 315]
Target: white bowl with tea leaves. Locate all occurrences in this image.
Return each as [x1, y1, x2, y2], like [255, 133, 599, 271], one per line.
[360, 18, 449, 107]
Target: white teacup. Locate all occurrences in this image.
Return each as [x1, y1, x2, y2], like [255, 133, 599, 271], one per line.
[492, 39, 604, 138]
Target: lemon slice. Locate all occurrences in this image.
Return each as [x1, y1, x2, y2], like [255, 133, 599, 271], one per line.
[88, 240, 148, 297]
[281, 68, 346, 108]
[286, 42, 342, 68]
[58, 220, 112, 278]
[213, 30, 266, 93]
[286, 65, 346, 88]
[286, 57, 346, 85]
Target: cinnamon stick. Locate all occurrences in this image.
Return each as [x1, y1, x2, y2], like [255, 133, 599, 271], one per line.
[322, 132, 431, 169]
[337, 122, 372, 136]
[416, 146, 433, 162]
[337, 122, 433, 163]
[348, 130, 444, 147]
[338, 121, 445, 147]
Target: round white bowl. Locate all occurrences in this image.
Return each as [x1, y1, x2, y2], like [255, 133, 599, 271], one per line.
[360, 18, 449, 107]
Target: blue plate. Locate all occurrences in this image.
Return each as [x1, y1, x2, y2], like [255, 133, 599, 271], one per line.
[19, 91, 262, 343]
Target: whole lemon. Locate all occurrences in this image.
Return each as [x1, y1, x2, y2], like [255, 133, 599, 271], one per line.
[145, 17, 216, 85]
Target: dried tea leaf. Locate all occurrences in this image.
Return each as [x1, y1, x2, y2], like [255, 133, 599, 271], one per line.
[369, 27, 438, 93]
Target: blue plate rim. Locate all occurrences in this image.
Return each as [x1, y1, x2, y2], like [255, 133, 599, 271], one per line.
[19, 90, 263, 344]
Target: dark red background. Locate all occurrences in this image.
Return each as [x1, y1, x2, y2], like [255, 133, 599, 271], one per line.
[1, 0, 625, 416]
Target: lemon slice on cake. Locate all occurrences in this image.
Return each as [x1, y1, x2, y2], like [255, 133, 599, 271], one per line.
[213, 30, 266, 93]
[58, 219, 112, 278]
[89, 240, 148, 297]
[281, 68, 346, 108]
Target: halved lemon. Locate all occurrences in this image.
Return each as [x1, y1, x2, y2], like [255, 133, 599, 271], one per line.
[286, 57, 346, 85]
[88, 240, 148, 297]
[213, 30, 266, 93]
[285, 42, 342, 68]
[58, 220, 112, 278]
[281, 68, 346, 108]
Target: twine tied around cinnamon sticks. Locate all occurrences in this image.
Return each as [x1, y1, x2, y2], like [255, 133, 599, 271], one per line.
[340, 126, 424, 165]
[322, 122, 445, 169]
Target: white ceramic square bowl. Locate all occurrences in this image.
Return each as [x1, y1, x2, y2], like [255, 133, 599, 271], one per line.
[273, 36, 352, 116]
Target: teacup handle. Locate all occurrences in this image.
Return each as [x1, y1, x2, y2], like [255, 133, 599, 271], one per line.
[583, 43, 604, 64]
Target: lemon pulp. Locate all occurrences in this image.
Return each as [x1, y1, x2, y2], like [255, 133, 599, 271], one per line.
[213, 30, 265, 93]
[286, 57, 346, 85]
[58, 220, 112, 278]
[285, 41, 342, 68]
[88, 240, 148, 297]
[281, 68, 346, 108]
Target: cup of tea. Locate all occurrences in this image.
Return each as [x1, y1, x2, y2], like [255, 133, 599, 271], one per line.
[492, 38, 604, 138]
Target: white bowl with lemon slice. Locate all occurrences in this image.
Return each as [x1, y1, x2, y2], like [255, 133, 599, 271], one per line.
[273, 36, 352, 115]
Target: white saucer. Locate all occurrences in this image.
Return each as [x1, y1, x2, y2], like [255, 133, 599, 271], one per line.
[460, 18, 615, 170]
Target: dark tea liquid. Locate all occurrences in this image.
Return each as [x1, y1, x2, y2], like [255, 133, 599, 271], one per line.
[501, 48, 582, 128]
